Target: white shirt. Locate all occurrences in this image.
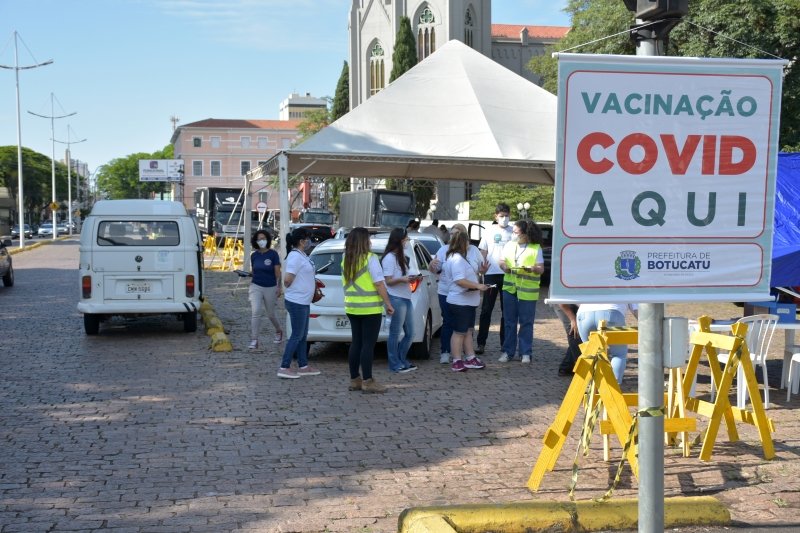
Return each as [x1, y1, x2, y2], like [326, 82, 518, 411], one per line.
[578, 303, 638, 316]
[479, 223, 513, 275]
[445, 253, 480, 307]
[284, 249, 316, 305]
[436, 244, 483, 296]
[381, 252, 413, 300]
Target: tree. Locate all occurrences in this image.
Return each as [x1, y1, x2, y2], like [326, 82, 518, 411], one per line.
[0, 145, 69, 223]
[390, 16, 418, 82]
[528, 0, 800, 149]
[328, 61, 352, 214]
[96, 145, 172, 200]
[470, 183, 554, 222]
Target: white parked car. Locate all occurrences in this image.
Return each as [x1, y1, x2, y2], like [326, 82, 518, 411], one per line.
[306, 235, 442, 359]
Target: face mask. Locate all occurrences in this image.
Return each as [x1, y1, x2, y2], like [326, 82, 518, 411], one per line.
[497, 216, 509, 228]
[304, 240, 311, 251]
[511, 234, 520, 242]
[257, 239, 267, 249]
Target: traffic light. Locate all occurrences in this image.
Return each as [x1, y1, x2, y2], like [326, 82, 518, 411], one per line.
[623, 0, 689, 20]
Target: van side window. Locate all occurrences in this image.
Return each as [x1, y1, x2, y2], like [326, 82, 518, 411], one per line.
[97, 221, 180, 246]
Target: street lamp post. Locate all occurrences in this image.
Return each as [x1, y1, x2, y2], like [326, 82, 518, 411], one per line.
[54, 126, 86, 236]
[28, 93, 76, 239]
[0, 31, 53, 248]
[516, 201, 531, 220]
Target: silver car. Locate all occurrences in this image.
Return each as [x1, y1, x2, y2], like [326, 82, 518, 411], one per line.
[305, 236, 442, 359]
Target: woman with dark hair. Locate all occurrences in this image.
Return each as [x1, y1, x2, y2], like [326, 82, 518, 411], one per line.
[248, 229, 283, 350]
[380, 227, 417, 373]
[498, 220, 545, 364]
[277, 227, 321, 379]
[444, 230, 489, 372]
[342, 227, 394, 393]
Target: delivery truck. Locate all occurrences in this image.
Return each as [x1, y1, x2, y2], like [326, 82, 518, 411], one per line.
[338, 189, 415, 229]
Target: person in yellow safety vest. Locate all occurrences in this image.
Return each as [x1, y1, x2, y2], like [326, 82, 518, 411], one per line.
[342, 227, 394, 394]
[498, 220, 545, 364]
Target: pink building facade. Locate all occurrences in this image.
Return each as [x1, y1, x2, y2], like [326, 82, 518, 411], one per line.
[170, 118, 301, 212]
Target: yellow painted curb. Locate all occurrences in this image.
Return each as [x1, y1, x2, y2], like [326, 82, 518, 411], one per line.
[397, 496, 729, 533]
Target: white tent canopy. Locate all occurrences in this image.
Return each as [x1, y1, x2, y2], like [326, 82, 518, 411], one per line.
[249, 39, 558, 247]
[261, 39, 558, 184]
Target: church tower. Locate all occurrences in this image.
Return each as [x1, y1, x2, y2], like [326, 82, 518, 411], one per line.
[349, 0, 491, 109]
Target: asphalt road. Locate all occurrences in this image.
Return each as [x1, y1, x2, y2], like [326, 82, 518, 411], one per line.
[2, 238, 800, 532]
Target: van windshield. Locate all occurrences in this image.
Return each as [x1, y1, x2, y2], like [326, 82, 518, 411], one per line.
[97, 221, 180, 246]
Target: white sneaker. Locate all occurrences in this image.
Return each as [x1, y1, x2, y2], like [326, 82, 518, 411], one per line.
[248, 340, 258, 350]
[498, 352, 510, 363]
[521, 355, 531, 364]
[439, 352, 451, 364]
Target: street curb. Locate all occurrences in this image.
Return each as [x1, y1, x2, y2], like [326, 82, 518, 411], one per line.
[7, 235, 72, 255]
[397, 496, 730, 532]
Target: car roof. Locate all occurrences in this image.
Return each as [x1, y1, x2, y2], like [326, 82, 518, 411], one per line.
[312, 234, 426, 254]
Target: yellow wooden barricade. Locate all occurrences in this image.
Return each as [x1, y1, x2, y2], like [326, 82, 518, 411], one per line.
[528, 323, 696, 492]
[682, 315, 775, 461]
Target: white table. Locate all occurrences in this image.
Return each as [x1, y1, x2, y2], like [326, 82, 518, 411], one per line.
[695, 320, 800, 393]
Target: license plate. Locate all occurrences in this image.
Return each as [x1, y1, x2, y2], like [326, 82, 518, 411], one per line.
[335, 317, 350, 329]
[126, 282, 152, 294]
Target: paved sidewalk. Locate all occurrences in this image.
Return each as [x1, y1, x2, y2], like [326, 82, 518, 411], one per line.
[2, 243, 800, 533]
[206, 270, 800, 532]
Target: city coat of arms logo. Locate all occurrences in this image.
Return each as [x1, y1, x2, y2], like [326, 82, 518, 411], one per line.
[615, 250, 641, 280]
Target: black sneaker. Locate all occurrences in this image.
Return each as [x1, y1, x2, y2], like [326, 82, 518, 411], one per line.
[475, 345, 485, 355]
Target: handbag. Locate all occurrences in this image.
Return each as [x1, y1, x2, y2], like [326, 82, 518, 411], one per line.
[312, 279, 324, 303]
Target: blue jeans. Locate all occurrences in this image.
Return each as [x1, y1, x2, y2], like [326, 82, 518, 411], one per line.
[577, 308, 626, 383]
[502, 292, 537, 357]
[281, 299, 309, 368]
[388, 296, 414, 371]
[438, 293, 452, 355]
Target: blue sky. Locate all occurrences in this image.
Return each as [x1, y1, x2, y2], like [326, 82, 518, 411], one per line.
[0, 0, 569, 173]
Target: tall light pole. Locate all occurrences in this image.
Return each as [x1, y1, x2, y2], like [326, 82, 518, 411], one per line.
[28, 93, 76, 239]
[516, 201, 530, 220]
[0, 31, 53, 248]
[54, 125, 86, 236]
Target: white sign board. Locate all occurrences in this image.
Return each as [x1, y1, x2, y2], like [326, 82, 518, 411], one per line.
[550, 54, 786, 303]
[139, 159, 184, 182]
[256, 201, 268, 214]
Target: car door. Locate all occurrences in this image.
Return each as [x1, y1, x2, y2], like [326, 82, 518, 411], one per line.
[412, 242, 441, 333]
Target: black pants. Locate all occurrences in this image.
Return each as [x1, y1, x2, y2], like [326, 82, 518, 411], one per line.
[553, 304, 581, 373]
[347, 313, 382, 380]
[476, 273, 505, 347]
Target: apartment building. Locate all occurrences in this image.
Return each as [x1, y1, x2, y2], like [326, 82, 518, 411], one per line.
[170, 118, 302, 212]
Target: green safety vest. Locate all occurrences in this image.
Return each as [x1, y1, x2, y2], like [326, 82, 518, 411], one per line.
[502, 243, 541, 301]
[342, 253, 384, 315]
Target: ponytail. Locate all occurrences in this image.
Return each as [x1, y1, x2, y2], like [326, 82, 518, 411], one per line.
[284, 232, 294, 257]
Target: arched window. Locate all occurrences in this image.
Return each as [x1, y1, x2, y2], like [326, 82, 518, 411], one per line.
[369, 42, 385, 97]
[464, 7, 475, 48]
[417, 6, 436, 60]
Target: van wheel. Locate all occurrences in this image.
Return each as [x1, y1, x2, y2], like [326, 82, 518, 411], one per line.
[410, 311, 432, 360]
[183, 311, 198, 332]
[84, 314, 100, 335]
[2, 265, 14, 287]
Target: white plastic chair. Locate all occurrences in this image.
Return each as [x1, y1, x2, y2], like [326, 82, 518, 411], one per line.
[711, 314, 778, 409]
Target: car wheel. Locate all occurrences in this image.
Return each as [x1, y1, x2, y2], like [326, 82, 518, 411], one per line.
[183, 311, 198, 332]
[410, 311, 432, 360]
[2, 265, 13, 287]
[84, 314, 100, 335]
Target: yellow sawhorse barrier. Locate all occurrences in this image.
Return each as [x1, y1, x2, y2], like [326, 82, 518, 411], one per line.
[682, 315, 775, 461]
[527, 324, 697, 492]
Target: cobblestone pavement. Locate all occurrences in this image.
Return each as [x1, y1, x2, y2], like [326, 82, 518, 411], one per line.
[2, 239, 800, 532]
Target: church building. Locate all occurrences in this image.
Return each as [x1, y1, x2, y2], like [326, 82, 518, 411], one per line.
[347, 0, 569, 218]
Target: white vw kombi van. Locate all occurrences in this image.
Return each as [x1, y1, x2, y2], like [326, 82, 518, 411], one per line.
[77, 200, 204, 335]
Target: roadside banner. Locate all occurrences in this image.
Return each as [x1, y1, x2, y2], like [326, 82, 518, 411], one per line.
[549, 54, 787, 303]
[139, 159, 184, 182]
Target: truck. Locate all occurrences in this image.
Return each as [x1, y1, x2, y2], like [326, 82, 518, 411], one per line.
[193, 187, 246, 239]
[338, 189, 416, 229]
[299, 207, 335, 225]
